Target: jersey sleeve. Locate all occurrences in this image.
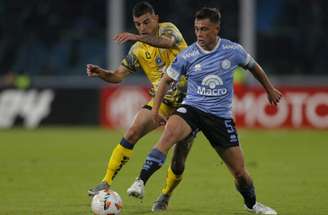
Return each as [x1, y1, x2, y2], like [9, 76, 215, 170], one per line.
[121, 45, 141, 73]
[159, 23, 184, 46]
[235, 44, 252, 67]
[166, 54, 187, 81]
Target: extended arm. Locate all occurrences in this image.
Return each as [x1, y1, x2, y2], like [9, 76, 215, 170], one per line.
[113, 32, 176, 48]
[247, 63, 282, 105]
[86, 64, 130, 83]
[152, 73, 175, 113]
[137, 34, 175, 48]
[150, 73, 175, 125]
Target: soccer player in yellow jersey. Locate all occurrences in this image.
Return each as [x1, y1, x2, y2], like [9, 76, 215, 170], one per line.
[86, 1, 191, 211]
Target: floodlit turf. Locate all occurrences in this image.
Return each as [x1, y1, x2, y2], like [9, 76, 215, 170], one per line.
[0, 127, 327, 215]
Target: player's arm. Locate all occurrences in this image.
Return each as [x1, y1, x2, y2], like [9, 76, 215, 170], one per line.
[86, 64, 130, 83]
[153, 73, 175, 114]
[140, 24, 182, 48]
[137, 34, 176, 48]
[113, 32, 175, 48]
[151, 73, 175, 125]
[245, 62, 282, 106]
[152, 52, 186, 123]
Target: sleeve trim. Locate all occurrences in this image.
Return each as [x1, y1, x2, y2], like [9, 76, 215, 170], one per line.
[166, 66, 180, 81]
[121, 63, 134, 73]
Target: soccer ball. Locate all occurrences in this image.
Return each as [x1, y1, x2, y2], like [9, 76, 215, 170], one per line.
[91, 190, 123, 215]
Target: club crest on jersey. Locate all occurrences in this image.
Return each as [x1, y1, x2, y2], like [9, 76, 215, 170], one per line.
[197, 75, 227, 96]
[221, 59, 231, 70]
[156, 56, 164, 66]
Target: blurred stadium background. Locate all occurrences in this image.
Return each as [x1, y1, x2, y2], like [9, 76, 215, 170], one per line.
[0, 0, 327, 214]
[0, 0, 327, 129]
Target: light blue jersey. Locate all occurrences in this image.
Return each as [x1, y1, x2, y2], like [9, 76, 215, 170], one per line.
[167, 38, 252, 118]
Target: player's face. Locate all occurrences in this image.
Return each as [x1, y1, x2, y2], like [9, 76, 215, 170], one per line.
[194, 18, 220, 50]
[133, 13, 159, 36]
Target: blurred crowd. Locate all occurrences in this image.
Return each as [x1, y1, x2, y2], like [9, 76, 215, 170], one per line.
[0, 0, 327, 82]
[0, 0, 106, 79]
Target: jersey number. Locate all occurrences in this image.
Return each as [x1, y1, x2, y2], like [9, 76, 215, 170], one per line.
[145, 51, 151, 59]
[224, 120, 235, 133]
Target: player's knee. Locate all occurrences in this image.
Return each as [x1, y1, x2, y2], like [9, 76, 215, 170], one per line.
[125, 126, 142, 144]
[163, 124, 181, 141]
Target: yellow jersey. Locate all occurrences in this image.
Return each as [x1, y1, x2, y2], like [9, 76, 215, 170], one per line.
[121, 22, 188, 107]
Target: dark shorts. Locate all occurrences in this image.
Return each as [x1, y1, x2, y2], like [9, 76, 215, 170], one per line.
[173, 104, 239, 149]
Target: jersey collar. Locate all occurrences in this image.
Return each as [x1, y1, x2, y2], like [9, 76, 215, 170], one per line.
[196, 37, 221, 54]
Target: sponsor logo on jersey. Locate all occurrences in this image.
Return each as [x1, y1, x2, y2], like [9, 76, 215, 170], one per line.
[222, 44, 239, 50]
[197, 75, 227, 96]
[182, 49, 199, 60]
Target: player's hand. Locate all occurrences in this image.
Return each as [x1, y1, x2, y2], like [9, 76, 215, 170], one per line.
[151, 110, 166, 126]
[113, 32, 140, 44]
[86, 64, 102, 77]
[268, 88, 282, 106]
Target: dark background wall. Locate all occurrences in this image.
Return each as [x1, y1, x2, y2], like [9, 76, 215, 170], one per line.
[0, 0, 327, 79]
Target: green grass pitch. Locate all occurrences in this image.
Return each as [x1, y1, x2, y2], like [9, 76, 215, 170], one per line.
[0, 127, 327, 215]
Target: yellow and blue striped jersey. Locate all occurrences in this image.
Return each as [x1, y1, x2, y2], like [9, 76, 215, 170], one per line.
[121, 22, 187, 107]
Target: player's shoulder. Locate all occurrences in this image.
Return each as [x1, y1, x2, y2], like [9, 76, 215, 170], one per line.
[220, 38, 244, 51]
[179, 43, 200, 60]
[159, 22, 182, 35]
[128, 42, 146, 56]
[159, 22, 179, 30]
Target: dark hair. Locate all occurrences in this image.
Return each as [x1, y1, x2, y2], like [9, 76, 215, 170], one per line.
[195, 7, 221, 25]
[132, 1, 155, 17]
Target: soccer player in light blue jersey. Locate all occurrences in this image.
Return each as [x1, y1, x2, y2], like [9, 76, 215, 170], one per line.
[127, 7, 282, 215]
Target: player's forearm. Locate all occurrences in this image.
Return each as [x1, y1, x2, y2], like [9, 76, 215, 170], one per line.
[97, 69, 122, 83]
[153, 78, 172, 113]
[249, 64, 275, 93]
[138, 35, 174, 48]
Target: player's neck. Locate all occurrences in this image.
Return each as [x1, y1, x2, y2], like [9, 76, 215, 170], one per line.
[197, 37, 221, 53]
[207, 37, 220, 50]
